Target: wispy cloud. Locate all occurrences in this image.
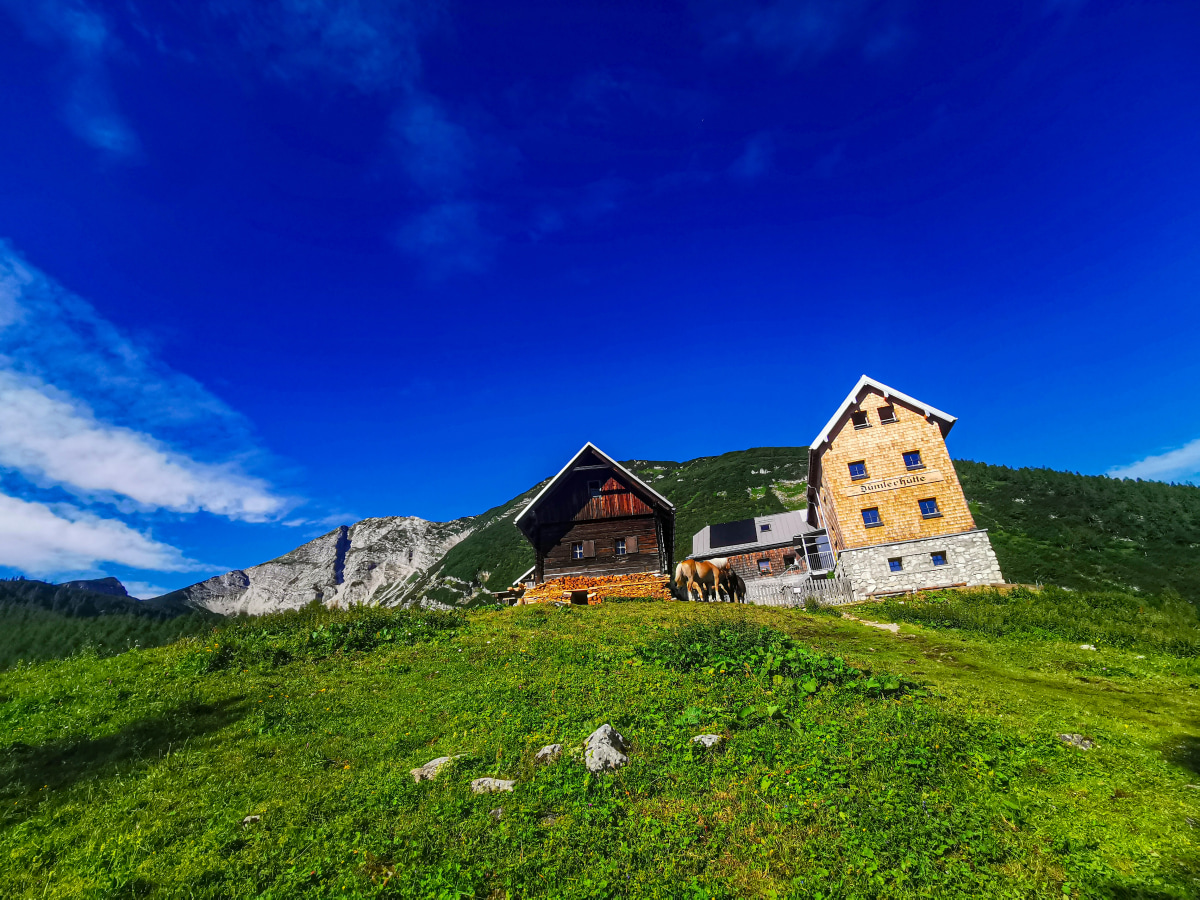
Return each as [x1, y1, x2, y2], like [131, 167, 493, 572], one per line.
[695, 0, 908, 67]
[1109, 438, 1200, 485]
[0, 370, 287, 520]
[730, 133, 773, 180]
[0, 0, 141, 159]
[120, 580, 174, 600]
[0, 493, 202, 577]
[0, 241, 293, 577]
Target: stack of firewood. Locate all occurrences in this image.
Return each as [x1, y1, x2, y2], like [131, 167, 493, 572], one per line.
[519, 573, 674, 605]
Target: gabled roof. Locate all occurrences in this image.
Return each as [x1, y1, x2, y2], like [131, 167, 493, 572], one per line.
[809, 375, 956, 450]
[514, 442, 674, 531]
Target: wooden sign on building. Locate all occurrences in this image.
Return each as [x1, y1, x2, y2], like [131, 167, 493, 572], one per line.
[514, 443, 675, 585]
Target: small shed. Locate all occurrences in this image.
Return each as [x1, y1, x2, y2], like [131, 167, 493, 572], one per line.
[515, 443, 675, 584]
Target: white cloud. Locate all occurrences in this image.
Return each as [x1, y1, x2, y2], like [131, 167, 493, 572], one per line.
[120, 581, 173, 600]
[0, 0, 141, 159]
[1109, 438, 1200, 485]
[0, 492, 201, 577]
[0, 370, 288, 520]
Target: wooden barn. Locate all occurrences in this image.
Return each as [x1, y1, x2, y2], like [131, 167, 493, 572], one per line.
[514, 443, 675, 585]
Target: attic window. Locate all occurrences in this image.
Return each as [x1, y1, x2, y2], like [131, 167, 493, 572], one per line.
[760, 523, 772, 532]
[879, 405, 897, 424]
[587, 480, 602, 498]
[615, 538, 626, 556]
[851, 411, 871, 429]
[903, 450, 924, 470]
[848, 461, 868, 481]
[572, 542, 584, 560]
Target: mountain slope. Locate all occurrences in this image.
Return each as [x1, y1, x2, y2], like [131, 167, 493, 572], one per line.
[166, 516, 474, 615]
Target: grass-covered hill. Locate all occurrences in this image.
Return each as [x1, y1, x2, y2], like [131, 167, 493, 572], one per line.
[420, 447, 1200, 602]
[2, 589, 1197, 897]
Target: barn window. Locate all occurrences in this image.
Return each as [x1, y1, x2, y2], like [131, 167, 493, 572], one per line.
[848, 461, 868, 481]
[931, 551, 948, 567]
[758, 559, 772, 574]
[572, 542, 584, 560]
[919, 498, 941, 519]
[615, 538, 626, 556]
[903, 450, 924, 470]
[888, 558, 903, 572]
[879, 405, 897, 424]
[587, 480, 602, 498]
[851, 411, 871, 429]
[861, 507, 882, 527]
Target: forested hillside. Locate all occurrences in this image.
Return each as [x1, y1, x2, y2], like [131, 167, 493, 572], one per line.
[957, 461, 1200, 597]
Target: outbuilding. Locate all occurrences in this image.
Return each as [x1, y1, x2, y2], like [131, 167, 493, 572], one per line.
[514, 443, 675, 585]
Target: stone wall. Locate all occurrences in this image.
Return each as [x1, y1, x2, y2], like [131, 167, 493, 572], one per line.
[835, 529, 1004, 602]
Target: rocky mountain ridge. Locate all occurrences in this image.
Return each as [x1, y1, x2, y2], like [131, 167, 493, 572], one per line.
[165, 515, 476, 616]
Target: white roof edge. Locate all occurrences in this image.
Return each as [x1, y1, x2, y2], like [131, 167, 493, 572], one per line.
[809, 375, 957, 449]
[514, 442, 675, 526]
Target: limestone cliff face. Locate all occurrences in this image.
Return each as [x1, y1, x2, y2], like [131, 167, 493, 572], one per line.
[177, 516, 473, 616]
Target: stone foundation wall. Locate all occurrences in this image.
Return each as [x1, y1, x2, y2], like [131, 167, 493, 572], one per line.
[835, 529, 1003, 602]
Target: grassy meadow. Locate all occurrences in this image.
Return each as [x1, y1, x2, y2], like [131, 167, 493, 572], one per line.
[2, 592, 1198, 898]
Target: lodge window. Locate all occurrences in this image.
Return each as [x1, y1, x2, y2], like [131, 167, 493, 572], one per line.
[783, 554, 796, 568]
[615, 538, 626, 556]
[931, 552, 948, 567]
[851, 411, 871, 429]
[919, 498, 941, 519]
[572, 542, 584, 560]
[888, 557, 903, 573]
[587, 480, 602, 498]
[758, 559, 772, 574]
[903, 450, 924, 470]
[861, 507, 882, 527]
[879, 405, 897, 424]
[848, 461, 868, 481]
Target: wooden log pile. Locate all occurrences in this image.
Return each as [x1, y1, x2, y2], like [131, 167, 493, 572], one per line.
[519, 572, 674, 605]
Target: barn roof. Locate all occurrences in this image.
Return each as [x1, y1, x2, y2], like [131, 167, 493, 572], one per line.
[809, 375, 956, 450]
[514, 442, 675, 531]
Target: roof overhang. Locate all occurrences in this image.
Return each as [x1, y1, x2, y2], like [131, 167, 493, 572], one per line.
[514, 442, 674, 533]
[809, 374, 957, 451]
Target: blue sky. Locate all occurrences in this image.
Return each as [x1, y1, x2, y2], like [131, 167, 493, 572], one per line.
[1, 0, 1198, 596]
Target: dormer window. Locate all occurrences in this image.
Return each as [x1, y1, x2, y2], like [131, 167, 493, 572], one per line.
[848, 461, 868, 481]
[878, 405, 897, 424]
[587, 480, 602, 498]
[851, 411, 871, 429]
[903, 450, 924, 470]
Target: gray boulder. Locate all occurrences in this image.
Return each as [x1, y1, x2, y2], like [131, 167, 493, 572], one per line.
[690, 734, 723, 749]
[584, 724, 629, 773]
[1058, 733, 1095, 750]
[410, 755, 464, 782]
[471, 777, 516, 794]
[534, 743, 563, 765]
[489, 808, 504, 821]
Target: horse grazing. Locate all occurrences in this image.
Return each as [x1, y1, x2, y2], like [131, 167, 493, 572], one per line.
[675, 558, 743, 602]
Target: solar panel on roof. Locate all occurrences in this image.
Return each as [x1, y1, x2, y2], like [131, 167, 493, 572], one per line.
[709, 518, 757, 549]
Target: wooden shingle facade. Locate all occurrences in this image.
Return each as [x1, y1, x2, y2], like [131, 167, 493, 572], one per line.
[515, 443, 675, 584]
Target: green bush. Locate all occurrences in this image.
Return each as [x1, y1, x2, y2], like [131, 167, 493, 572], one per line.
[878, 586, 1200, 656]
[187, 603, 465, 672]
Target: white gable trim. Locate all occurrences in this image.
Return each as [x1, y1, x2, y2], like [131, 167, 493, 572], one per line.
[514, 442, 674, 528]
[810, 375, 956, 449]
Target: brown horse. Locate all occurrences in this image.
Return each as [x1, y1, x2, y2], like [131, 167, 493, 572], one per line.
[675, 558, 742, 602]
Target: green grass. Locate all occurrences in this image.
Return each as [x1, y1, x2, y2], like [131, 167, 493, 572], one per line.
[2, 595, 1198, 898]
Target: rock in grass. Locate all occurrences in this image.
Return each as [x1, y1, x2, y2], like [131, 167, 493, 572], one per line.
[584, 724, 629, 773]
[489, 808, 504, 821]
[471, 777, 516, 794]
[1058, 733, 1095, 750]
[1080, 644, 1097, 651]
[690, 734, 723, 749]
[534, 743, 563, 765]
[411, 755, 464, 782]
[241, 815, 261, 826]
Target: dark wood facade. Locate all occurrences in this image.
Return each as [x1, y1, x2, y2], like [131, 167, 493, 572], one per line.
[515, 444, 675, 584]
